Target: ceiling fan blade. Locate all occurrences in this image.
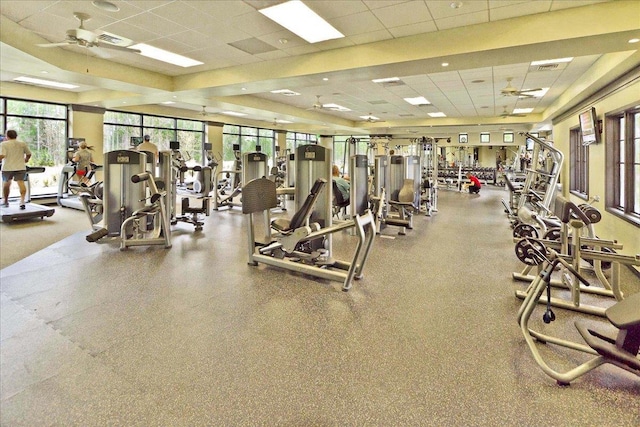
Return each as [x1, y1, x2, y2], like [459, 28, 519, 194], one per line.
[37, 42, 72, 47]
[96, 42, 141, 53]
[519, 88, 543, 93]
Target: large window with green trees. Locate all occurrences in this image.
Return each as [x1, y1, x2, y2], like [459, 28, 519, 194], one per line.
[1, 97, 68, 196]
[606, 106, 640, 225]
[222, 125, 275, 171]
[333, 135, 370, 176]
[285, 132, 317, 155]
[103, 111, 204, 164]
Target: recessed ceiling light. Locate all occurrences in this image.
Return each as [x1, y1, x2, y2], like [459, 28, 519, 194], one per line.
[629, 38, 640, 44]
[441, 62, 449, 67]
[259, 0, 344, 44]
[13, 76, 78, 89]
[404, 96, 431, 106]
[92, 0, 119, 12]
[241, 87, 247, 91]
[429, 112, 447, 117]
[322, 78, 329, 81]
[513, 108, 533, 114]
[160, 101, 175, 105]
[450, 2, 463, 9]
[372, 77, 399, 83]
[530, 57, 573, 66]
[129, 43, 203, 67]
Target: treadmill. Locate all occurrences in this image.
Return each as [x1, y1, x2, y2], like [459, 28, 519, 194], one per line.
[57, 162, 102, 210]
[0, 166, 55, 222]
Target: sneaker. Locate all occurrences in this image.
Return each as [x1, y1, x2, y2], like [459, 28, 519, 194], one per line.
[2, 202, 8, 208]
[19, 204, 26, 210]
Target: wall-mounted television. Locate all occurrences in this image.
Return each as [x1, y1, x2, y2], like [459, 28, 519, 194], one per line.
[579, 107, 600, 146]
[130, 136, 143, 147]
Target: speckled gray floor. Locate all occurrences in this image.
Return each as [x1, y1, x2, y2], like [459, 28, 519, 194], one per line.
[1, 187, 638, 426]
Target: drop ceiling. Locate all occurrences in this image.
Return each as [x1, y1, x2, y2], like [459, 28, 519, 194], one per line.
[0, 0, 638, 138]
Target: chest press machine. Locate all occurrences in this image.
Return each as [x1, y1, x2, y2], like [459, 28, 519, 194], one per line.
[242, 177, 375, 292]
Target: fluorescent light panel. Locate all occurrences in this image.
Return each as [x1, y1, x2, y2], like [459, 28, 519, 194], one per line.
[270, 89, 300, 96]
[513, 108, 533, 114]
[259, 0, 344, 44]
[13, 76, 78, 89]
[404, 96, 430, 106]
[222, 111, 247, 117]
[428, 112, 446, 117]
[530, 57, 573, 66]
[129, 43, 203, 67]
[360, 115, 379, 120]
[323, 103, 351, 112]
[372, 77, 399, 83]
[521, 88, 549, 98]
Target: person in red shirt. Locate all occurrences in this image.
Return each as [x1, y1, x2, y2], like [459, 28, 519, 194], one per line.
[466, 173, 481, 194]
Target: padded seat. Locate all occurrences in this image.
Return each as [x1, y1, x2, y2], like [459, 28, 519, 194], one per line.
[272, 178, 326, 233]
[575, 292, 640, 372]
[332, 180, 350, 218]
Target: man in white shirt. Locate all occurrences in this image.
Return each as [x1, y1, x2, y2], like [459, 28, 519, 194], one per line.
[0, 130, 32, 209]
[137, 134, 158, 164]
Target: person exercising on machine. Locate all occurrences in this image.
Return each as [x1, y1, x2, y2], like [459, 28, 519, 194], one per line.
[1, 130, 32, 209]
[72, 141, 94, 186]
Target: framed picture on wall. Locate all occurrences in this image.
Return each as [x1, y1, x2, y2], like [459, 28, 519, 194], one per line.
[503, 132, 514, 143]
[459, 133, 468, 143]
[480, 133, 490, 143]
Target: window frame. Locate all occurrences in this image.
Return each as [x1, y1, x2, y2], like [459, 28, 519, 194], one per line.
[569, 126, 589, 200]
[605, 106, 640, 226]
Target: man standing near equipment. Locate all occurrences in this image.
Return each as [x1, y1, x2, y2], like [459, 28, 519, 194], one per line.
[137, 134, 158, 164]
[0, 130, 31, 209]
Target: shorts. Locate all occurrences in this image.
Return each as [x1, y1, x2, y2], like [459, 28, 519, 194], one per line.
[2, 171, 27, 182]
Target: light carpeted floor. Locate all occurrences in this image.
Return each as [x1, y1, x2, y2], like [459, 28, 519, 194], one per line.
[1, 187, 638, 426]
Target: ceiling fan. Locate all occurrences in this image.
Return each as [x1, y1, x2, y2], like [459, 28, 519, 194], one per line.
[361, 113, 384, 123]
[500, 106, 527, 118]
[37, 12, 140, 55]
[307, 95, 326, 110]
[198, 106, 211, 117]
[500, 77, 542, 98]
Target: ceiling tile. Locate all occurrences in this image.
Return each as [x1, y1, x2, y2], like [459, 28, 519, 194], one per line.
[434, 10, 489, 30]
[371, 1, 433, 28]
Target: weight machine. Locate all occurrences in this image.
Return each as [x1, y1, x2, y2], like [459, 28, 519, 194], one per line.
[513, 195, 640, 317]
[516, 243, 640, 386]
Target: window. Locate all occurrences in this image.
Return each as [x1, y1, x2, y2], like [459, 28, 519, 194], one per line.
[1, 97, 68, 197]
[570, 127, 589, 198]
[222, 125, 276, 171]
[606, 106, 640, 224]
[333, 135, 370, 176]
[104, 111, 204, 164]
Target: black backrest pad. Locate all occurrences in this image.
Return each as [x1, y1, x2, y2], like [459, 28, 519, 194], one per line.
[288, 178, 326, 230]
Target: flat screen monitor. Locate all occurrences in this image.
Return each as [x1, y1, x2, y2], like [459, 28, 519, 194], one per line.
[203, 143, 212, 151]
[579, 107, 600, 146]
[130, 136, 143, 147]
[169, 140, 180, 150]
[68, 138, 85, 149]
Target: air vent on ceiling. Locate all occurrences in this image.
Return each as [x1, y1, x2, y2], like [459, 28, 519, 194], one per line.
[368, 100, 388, 105]
[398, 114, 415, 117]
[382, 80, 405, 87]
[536, 64, 559, 71]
